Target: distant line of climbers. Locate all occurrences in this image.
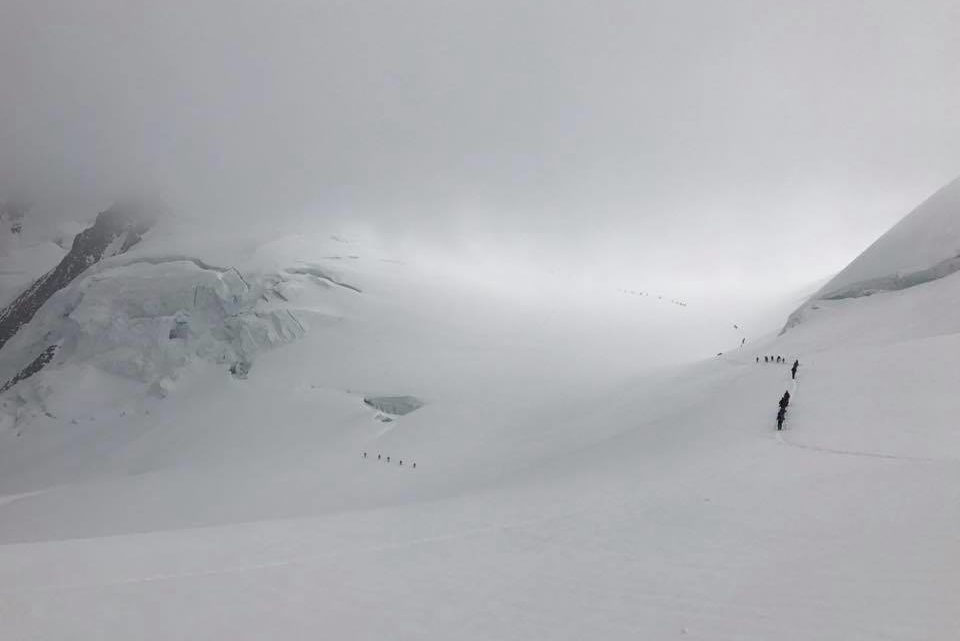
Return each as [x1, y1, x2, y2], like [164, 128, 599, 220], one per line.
[775, 359, 800, 430]
[363, 452, 416, 469]
[618, 289, 688, 307]
[757, 355, 800, 378]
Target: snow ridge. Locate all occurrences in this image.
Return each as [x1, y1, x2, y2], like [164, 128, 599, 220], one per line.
[783, 176, 960, 334]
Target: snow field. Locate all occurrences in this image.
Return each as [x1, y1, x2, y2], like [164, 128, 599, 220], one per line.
[1, 219, 960, 639]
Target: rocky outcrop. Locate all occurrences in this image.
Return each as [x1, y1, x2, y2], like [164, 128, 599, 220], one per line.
[0, 203, 154, 353]
[0, 344, 58, 394]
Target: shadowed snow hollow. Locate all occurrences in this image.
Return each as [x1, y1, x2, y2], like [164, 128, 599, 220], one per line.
[364, 395, 424, 416]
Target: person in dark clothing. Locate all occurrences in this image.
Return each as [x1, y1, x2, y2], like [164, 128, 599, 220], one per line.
[756, 356, 759, 363]
[779, 390, 791, 409]
[791, 359, 799, 379]
[777, 407, 785, 431]
[764, 356, 769, 363]
[363, 452, 367, 458]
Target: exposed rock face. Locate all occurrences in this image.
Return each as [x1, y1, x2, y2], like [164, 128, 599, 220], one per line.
[229, 360, 252, 379]
[0, 344, 58, 394]
[0, 203, 154, 354]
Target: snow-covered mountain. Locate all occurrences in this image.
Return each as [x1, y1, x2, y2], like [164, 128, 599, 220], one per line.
[0, 204, 156, 392]
[0, 184, 958, 640]
[0, 213, 752, 431]
[783, 176, 960, 334]
[823, 177, 960, 295]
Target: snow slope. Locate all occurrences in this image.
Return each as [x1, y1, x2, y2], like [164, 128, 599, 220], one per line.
[0, 234, 65, 309]
[782, 176, 960, 336]
[1, 205, 959, 639]
[812, 176, 960, 300]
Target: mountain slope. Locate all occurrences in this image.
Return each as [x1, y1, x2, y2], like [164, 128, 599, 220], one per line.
[784, 175, 960, 333]
[0, 203, 154, 354]
[822, 176, 960, 297]
[1, 207, 958, 639]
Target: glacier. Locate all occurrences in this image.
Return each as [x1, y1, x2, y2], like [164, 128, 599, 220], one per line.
[0, 184, 958, 640]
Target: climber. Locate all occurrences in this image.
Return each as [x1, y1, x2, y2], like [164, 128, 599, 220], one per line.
[779, 390, 791, 409]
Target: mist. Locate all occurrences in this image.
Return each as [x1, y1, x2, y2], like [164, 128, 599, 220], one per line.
[2, 0, 959, 294]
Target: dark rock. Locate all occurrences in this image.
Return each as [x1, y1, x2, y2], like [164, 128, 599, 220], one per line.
[229, 360, 252, 379]
[169, 316, 190, 340]
[0, 344, 58, 393]
[0, 202, 155, 355]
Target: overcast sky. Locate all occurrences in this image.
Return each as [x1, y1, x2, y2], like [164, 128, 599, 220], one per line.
[2, 0, 958, 295]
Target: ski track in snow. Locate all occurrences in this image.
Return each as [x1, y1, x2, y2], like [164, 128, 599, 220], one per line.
[774, 375, 955, 464]
[775, 431, 948, 463]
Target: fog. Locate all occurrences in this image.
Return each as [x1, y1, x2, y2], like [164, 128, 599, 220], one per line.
[2, 0, 958, 294]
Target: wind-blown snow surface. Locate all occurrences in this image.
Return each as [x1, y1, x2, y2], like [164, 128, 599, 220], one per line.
[1, 224, 958, 639]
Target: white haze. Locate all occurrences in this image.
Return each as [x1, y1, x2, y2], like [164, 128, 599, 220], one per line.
[1, 0, 959, 297]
